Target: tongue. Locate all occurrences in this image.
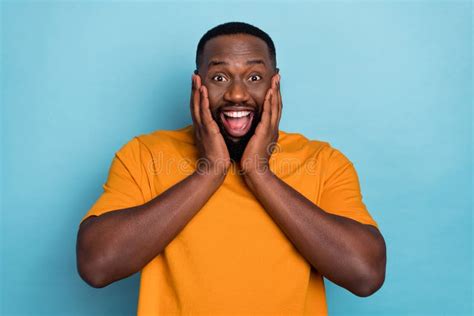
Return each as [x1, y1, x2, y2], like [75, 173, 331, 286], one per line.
[226, 116, 248, 130]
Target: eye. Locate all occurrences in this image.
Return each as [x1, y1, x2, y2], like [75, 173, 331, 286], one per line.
[211, 74, 228, 82]
[248, 74, 262, 82]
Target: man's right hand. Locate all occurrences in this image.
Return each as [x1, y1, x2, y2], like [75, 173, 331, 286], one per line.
[190, 74, 231, 177]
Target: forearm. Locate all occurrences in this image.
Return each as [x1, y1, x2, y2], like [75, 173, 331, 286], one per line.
[76, 171, 224, 288]
[243, 169, 386, 296]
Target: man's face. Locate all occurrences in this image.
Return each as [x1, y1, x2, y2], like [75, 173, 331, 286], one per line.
[197, 34, 278, 161]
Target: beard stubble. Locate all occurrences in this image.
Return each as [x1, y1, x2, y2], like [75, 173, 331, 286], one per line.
[212, 109, 262, 163]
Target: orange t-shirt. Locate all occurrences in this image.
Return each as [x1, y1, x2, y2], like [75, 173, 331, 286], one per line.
[80, 125, 378, 315]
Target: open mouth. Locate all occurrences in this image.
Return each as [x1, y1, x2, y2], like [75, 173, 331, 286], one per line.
[220, 110, 255, 138]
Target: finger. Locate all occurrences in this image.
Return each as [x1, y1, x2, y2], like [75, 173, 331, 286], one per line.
[195, 74, 202, 88]
[192, 74, 202, 126]
[190, 74, 198, 125]
[260, 88, 272, 130]
[276, 75, 282, 125]
[270, 75, 279, 128]
[200, 85, 216, 131]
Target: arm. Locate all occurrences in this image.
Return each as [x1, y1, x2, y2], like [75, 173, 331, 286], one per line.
[77, 170, 224, 288]
[76, 74, 230, 288]
[240, 74, 386, 297]
[243, 169, 386, 297]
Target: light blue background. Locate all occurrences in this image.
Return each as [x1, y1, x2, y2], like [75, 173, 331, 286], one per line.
[1, 1, 472, 315]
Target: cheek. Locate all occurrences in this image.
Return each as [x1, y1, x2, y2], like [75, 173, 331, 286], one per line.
[206, 87, 223, 114]
[207, 86, 221, 100]
[249, 86, 269, 109]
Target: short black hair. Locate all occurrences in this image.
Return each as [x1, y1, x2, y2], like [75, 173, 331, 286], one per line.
[195, 22, 277, 71]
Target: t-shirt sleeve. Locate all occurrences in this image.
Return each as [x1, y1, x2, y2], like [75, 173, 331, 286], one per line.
[80, 137, 145, 225]
[318, 146, 379, 229]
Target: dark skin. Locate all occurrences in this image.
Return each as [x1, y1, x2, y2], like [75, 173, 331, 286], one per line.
[76, 34, 386, 297]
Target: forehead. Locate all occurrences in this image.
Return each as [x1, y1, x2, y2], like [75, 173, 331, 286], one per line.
[201, 34, 271, 64]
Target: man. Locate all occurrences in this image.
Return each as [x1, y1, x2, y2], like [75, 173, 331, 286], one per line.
[77, 22, 386, 315]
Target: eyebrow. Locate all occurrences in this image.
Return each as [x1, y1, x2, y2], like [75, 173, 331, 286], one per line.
[207, 59, 266, 68]
[208, 60, 228, 68]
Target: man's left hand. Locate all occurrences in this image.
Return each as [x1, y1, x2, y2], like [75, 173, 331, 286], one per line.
[240, 73, 282, 177]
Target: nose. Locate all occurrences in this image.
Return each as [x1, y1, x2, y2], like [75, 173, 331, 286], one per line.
[223, 80, 250, 104]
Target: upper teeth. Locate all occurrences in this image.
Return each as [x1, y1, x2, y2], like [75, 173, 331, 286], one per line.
[223, 111, 251, 118]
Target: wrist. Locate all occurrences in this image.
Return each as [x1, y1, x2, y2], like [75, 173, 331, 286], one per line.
[240, 154, 271, 176]
[241, 166, 273, 190]
[193, 167, 227, 187]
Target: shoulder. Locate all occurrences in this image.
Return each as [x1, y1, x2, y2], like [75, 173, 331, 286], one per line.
[136, 124, 194, 147]
[277, 129, 349, 163]
[277, 129, 327, 154]
[117, 125, 194, 152]
[113, 125, 194, 163]
[276, 130, 357, 178]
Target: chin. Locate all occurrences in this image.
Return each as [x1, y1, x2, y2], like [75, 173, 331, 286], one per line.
[218, 118, 260, 163]
[226, 134, 247, 143]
